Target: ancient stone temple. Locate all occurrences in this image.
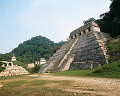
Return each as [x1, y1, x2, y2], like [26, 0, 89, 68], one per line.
[39, 21, 112, 73]
[11, 55, 17, 61]
[0, 61, 29, 76]
[40, 58, 46, 64]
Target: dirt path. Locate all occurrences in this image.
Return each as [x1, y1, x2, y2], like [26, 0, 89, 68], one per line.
[29, 74, 120, 96]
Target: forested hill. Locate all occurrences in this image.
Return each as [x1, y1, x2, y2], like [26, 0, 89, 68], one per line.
[1, 35, 65, 63]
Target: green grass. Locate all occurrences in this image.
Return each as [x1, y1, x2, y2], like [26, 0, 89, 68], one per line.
[92, 61, 120, 78]
[30, 80, 51, 86]
[108, 37, 120, 62]
[108, 38, 120, 52]
[53, 61, 120, 78]
[0, 74, 25, 80]
[29, 80, 72, 87]
[7, 80, 26, 87]
[0, 78, 76, 96]
[53, 69, 92, 77]
[0, 74, 36, 80]
[12, 61, 27, 68]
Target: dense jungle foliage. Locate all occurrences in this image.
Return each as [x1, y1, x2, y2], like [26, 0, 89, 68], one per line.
[0, 57, 5, 72]
[96, 0, 120, 37]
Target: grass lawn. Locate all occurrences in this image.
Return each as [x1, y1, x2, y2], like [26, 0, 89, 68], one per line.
[53, 61, 120, 78]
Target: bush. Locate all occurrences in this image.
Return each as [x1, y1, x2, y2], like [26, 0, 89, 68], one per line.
[0, 57, 6, 72]
[28, 64, 42, 73]
[93, 61, 120, 75]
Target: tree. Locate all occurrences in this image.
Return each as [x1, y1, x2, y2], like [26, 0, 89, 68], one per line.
[96, 0, 120, 37]
[31, 64, 42, 73]
[0, 57, 5, 72]
[110, 0, 120, 18]
[83, 18, 96, 24]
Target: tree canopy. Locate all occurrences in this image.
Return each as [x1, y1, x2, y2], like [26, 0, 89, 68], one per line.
[96, 0, 120, 37]
[0, 57, 5, 72]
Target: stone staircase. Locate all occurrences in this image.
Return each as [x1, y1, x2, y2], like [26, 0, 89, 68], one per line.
[69, 31, 111, 70]
[56, 38, 78, 72]
[93, 32, 111, 64]
[57, 54, 75, 72]
[39, 38, 78, 73]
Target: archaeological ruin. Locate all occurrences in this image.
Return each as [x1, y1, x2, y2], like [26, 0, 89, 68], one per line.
[39, 21, 112, 73]
[0, 61, 29, 77]
[11, 55, 17, 61]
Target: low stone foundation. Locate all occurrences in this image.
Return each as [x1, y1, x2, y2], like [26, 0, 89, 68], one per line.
[70, 62, 100, 70]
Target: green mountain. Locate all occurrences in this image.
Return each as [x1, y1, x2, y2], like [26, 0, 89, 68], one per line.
[0, 35, 65, 63]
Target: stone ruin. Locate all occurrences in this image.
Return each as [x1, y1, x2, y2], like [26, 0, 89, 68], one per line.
[11, 55, 17, 61]
[27, 58, 46, 68]
[0, 61, 29, 77]
[39, 21, 112, 73]
[40, 58, 46, 64]
[27, 63, 35, 68]
[35, 58, 46, 65]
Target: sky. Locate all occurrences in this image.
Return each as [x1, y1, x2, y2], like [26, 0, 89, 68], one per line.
[0, 0, 111, 54]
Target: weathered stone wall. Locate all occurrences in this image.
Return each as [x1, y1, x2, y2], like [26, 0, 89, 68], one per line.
[70, 62, 92, 70]
[69, 61, 100, 70]
[27, 63, 35, 68]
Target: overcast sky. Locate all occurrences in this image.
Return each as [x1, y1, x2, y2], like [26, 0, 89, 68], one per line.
[0, 0, 111, 54]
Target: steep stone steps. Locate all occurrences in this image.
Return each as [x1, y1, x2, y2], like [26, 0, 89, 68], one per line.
[69, 31, 110, 68]
[94, 32, 112, 64]
[46, 38, 77, 72]
[39, 38, 77, 73]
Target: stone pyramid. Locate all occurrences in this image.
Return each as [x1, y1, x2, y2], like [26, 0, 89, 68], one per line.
[39, 21, 112, 73]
